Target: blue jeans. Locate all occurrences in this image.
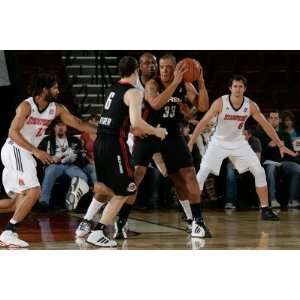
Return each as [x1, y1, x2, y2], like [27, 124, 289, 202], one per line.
[40, 164, 88, 205]
[226, 162, 238, 205]
[82, 163, 97, 184]
[265, 161, 300, 201]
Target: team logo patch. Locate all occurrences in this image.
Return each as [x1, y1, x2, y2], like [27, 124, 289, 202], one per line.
[226, 106, 230, 110]
[244, 107, 248, 112]
[127, 182, 137, 193]
[49, 109, 55, 115]
[18, 178, 25, 186]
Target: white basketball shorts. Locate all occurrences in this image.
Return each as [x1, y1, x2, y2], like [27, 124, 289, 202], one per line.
[200, 139, 261, 175]
[1, 140, 40, 197]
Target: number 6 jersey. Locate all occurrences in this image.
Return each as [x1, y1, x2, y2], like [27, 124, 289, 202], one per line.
[211, 95, 250, 148]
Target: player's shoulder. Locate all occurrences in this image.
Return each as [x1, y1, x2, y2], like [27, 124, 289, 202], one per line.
[17, 99, 32, 113]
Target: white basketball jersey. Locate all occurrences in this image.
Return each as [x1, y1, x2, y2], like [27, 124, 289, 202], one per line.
[211, 95, 250, 148]
[9, 97, 57, 149]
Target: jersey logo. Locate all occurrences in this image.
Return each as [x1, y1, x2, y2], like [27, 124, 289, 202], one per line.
[127, 182, 137, 193]
[49, 109, 55, 115]
[243, 107, 248, 113]
[226, 106, 230, 110]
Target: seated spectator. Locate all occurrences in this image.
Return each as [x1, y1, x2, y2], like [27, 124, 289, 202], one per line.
[38, 119, 90, 211]
[225, 127, 262, 209]
[257, 110, 300, 208]
[80, 114, 97, 184]
[281, 110, 299, 141]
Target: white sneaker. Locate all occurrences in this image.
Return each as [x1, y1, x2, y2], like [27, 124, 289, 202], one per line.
[191, 238, 206, 250]
[271, 199, 281, 208]
[87, 230, 117, 247]
[65, 177, 89, 211]
[191, 219, 212, 238]
[113, 220, 128, 239]
[75, 220, 92, 238]
[225, 202, 236, 209]
[185, 219, 193, 233]
[0, 231, 29, 248]
[288, 200, 300, 209]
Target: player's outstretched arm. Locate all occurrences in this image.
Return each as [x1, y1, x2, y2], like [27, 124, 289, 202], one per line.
[188, 98, 222, 151]
[8, 102, 53, 165]
[145, 62, 188, 110]
[125, 88, 167, 140]
[56, 104, 97, 134]
[250, 101, 296, 158]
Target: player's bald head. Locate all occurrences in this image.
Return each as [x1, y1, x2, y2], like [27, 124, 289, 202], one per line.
[139, 52, 157, 64]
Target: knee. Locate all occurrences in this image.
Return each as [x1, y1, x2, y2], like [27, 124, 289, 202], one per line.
[28, 187, 41, 201]
[196, 167, 211, 190]
[250, 165, 267, 187]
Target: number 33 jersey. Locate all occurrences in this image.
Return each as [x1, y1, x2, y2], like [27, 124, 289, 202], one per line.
[212, 95, 250, 148]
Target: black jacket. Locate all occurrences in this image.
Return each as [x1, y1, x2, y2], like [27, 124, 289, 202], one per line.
[38, 134, 88, 168]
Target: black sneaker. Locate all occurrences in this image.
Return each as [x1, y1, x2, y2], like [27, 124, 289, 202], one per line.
[192, 218, 213, 238]
[261, 207, 280, 221]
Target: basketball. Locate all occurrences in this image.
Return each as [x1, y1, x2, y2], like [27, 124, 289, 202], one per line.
[179, 58, 201, 82]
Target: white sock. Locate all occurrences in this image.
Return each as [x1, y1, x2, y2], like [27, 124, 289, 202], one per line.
[179, 200, 193, 220]
[84, 197, 106, 221]
[9, 218, 17, 224]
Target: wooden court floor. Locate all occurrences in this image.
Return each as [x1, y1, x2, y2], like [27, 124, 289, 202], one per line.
[0, 209, 300, 250]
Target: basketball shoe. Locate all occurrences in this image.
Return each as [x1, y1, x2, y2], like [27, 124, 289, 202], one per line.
[75, 219, 93, 238]
[261, 207, 280, 221]
[0, 230, 29, 248]
[113, 218, 128, 239]
[87, 230, 117, 247]
[191, 218, 212, 238]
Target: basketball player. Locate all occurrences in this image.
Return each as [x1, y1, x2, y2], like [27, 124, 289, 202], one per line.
[0, 72, 97, 247]
[188, 75, 296, 221]
[85, 56, 167, 247]
[114, 54, 211, 239]
[75, 52, 160, 238]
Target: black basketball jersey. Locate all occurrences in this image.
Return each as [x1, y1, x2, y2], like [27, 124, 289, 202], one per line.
[97, 81, 135, 139]
[143, 78, 186, 135]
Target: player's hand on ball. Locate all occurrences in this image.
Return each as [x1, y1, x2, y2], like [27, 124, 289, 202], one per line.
[174, 62, 188, 85]
[33, 149, 53, 165]
[155, 125, 168, 140]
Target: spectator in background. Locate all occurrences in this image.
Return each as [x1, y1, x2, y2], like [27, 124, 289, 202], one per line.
[225, 127, 262, 209]
[38, 119, 89, 211]
[281, 110, 299, 141]
[80, 114, 98, 184]
[258, 111, 300, 208]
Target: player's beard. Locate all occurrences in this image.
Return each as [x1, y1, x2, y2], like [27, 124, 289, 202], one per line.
[45, 91, 57, 102]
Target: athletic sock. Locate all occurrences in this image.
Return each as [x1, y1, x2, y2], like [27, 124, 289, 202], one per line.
[179, 200, 193, 220]
[94, 222, 106, 231]
[84, 197, 106, 221]
[5, 219, 18, 232]
[190, 203, 203, 220]
[118, 203, 133, 223]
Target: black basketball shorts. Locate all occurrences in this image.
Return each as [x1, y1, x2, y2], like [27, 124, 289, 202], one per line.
[94, 135, 136, 196]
